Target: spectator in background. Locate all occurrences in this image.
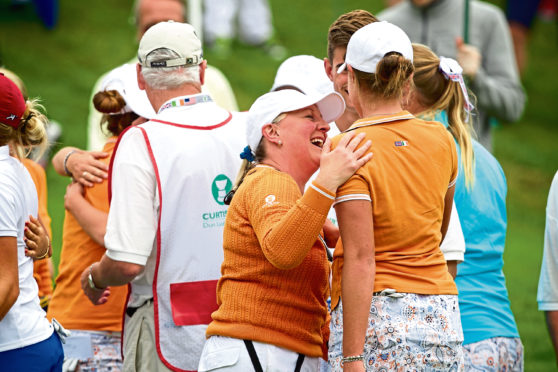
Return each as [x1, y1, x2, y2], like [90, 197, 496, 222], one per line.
[47, 63, 151, 371]
[507, 0, 542, 75]
[87, 0, 238, 151]
[80, 21, 246, 371]
[409, 43, 523, 371]
[0, 73, 63, 371]
[379, 0, 525, 152]
[203, 0, 286, 60]
[538, 171, 558, 366]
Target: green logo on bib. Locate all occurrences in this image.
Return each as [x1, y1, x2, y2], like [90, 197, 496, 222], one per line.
[211, 174, 232, 205]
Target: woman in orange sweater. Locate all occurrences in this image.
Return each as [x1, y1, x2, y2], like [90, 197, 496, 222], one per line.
[199, 89, 372, 371]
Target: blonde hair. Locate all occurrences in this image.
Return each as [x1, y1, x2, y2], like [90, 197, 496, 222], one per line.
[352, 52, 414, 101]
[0, 99, 48, 159]
[411, 43, 475, 188]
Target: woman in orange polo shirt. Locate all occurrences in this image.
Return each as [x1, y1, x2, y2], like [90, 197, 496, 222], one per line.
[199, 89, 372, 371]
[47, 63, 153, 371]
[329, 22, 463, 371]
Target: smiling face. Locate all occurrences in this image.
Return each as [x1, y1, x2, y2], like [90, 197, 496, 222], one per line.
[277, 105, 330, 174]
[325, 47, 359, 131]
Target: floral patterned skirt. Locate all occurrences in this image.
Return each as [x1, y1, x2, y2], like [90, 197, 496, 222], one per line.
[463, 337, 523, 372]
[329, 293, 464, 371]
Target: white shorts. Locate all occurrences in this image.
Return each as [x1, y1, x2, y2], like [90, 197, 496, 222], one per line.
[198, 335, 319, 372]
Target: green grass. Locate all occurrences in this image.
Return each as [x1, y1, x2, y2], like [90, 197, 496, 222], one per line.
[1, 0, 557, 370]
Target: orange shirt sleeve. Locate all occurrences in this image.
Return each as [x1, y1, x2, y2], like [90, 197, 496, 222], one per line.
[247, 171, 334, 270]
[331, 132, 372, 205]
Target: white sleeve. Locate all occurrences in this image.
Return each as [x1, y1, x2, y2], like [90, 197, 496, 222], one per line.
[538, 172, 558, 310]
[0, 180, 18, 237]
[104, 128, 158, 265]
[440, 200, 465, 262]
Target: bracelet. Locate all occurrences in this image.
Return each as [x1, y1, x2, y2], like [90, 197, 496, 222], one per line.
[88, 264, 105, 290]
[341, 354, 364, 364]
[36, 235, 50, 260]
[63, 149, 78, 177]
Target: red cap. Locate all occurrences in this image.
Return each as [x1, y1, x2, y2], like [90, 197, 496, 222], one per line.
[0, 73, 26, 129]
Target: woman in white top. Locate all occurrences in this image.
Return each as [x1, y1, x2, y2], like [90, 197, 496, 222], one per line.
[0, 73, 64, 370]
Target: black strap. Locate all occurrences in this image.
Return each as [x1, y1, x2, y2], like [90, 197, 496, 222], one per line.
[294, 352, 305, 372]
[243, 340, 306, 372]
[244, 340, 264, 372]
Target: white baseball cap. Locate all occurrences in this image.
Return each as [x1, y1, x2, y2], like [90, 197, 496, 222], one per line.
[337, 21, 413, 74]
[271, 55, 334, 96]
[99, 63, 155, 119]
[137, 21, 203, 68]
[246, 89, 345, 152]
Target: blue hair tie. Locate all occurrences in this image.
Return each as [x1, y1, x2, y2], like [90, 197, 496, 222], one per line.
[240, 146, 255, 162]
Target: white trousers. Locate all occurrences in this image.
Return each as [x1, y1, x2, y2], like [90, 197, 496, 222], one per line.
[198, 335, 320, 372]
[203, 0, 272, 44]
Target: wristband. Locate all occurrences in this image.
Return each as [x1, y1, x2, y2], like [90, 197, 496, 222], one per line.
[63, 149, 78, 177]
[88, 264, 105, 290]
[342, 354, 364, 364]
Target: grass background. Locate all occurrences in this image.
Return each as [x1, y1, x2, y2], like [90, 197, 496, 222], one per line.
[1, 0, 557, 369]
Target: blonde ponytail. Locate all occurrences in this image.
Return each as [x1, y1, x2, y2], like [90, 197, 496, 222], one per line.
[411, 43, 476, 189]
[0, 99, 48, 159]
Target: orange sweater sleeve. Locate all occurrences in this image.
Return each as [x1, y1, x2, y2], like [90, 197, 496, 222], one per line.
[23, 159, 54, 300]
[247, 172, 335, 270]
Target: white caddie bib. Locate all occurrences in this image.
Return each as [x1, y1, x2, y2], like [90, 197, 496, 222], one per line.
[119, 97, 245, 371]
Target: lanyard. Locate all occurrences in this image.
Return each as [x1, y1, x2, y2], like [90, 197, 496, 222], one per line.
[158, 94, 213, 114]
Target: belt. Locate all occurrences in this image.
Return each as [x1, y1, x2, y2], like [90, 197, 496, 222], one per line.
[373, 288, 404, 298]
[126, 298, 153, 318]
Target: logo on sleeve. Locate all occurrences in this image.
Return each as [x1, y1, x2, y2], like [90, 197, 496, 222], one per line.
[394, 140, 408, 147]
[263, 194, 278, 207]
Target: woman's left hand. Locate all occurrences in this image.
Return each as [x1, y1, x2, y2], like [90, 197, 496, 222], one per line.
[24, 215, 50, 260]
[316, 131, 373, 193]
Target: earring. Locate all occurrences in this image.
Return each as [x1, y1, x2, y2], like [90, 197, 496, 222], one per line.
[278, 140, 283, 146]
